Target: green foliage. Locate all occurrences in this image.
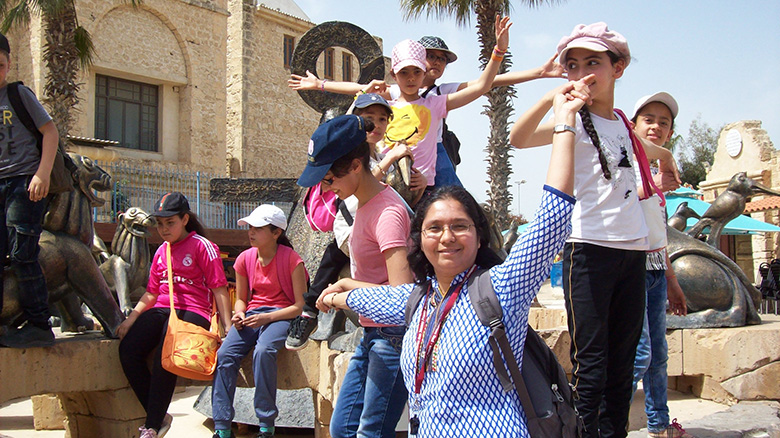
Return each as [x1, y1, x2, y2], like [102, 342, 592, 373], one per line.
[675, 115, 722, 188]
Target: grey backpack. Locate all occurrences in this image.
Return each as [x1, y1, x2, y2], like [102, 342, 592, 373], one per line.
[404, 269, 583, 438]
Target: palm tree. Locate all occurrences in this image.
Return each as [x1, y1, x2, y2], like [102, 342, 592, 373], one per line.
[400, 0, 556, 230]
[0, 0, 141, 142]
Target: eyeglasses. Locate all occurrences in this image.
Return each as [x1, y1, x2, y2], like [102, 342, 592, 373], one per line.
[426, 53, 448, 64]
[321, 176, 335, 186]
[422, 223, 474, 239]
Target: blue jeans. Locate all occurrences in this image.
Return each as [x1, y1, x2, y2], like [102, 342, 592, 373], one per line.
[632, 270, 670, 432]
[330, 326, 408, 438]
[212, 307, 291, 429]
[433, 142, 462, 188]
[0, 175, 49, 327]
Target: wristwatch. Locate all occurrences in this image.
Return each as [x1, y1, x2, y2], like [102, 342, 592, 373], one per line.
[553, 124, 576, 135]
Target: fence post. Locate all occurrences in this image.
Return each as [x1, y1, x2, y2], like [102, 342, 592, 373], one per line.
[196, 171, 201, 216]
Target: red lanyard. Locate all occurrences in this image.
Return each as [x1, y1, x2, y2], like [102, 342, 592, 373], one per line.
[413, 265, 477, 394]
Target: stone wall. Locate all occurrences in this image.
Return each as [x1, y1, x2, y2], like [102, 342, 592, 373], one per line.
[699, 121, 779, 275]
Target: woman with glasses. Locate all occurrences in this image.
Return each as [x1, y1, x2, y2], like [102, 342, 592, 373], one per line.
[297, 114, 413, 438]
[317, 77, 593, 437]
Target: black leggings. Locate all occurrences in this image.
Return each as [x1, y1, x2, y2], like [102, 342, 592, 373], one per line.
[302, 239, 349, 314]
[118, 307, 209, 430]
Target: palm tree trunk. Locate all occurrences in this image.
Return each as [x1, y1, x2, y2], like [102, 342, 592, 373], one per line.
[42, 1, 80, 144]
[475, 0, 514, 231]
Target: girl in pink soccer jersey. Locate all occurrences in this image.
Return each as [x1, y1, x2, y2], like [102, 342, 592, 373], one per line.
[118, 192, 232, 438]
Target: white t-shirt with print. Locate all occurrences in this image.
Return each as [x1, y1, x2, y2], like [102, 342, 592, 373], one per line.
[567, 111, 649, 250]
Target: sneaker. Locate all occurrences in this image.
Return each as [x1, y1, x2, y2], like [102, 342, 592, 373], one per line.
[0, 322, 55, 348]
[212, 431, 235, 438]
[285, 315, 317, 350]
[157, 414, 173, 438]
[257, 431, 274, 438]
[648, 418, 695, 438]
[139, 426, 158, 438]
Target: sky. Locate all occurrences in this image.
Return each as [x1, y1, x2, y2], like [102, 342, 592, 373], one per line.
[293, 0, 780, 219]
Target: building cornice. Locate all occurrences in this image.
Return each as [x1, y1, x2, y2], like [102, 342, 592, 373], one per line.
[256, 3, 313, 32]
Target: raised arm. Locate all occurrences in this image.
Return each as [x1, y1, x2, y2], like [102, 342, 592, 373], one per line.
[445, 15, 512, 111]
[288, 71, 392, 100]
[545, 75, 595, 195]
[510, 77, 592, 149]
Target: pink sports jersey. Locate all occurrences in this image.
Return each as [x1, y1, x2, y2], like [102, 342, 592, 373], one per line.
[149, 231, 228, 321]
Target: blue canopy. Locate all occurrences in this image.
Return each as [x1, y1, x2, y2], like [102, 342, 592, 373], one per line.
[510, 189, 780, 236]
[665, 191, 780, 234]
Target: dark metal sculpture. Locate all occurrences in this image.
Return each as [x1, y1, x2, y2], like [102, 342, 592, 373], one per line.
[686, 172, 780, 249]
[290, 21, 385, 123]
[666, 225, 761, 328]
[99, 207, 156, 316]
[664, 172, 779, 328]
[1, 154, 124, 338]
[667, 202, 701, 232]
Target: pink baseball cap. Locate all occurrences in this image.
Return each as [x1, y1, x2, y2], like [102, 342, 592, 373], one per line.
[557, 22, 630, 67]
[391, 39, 427, 74]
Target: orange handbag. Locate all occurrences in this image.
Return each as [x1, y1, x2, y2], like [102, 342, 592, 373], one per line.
[160, 243, 222, 380]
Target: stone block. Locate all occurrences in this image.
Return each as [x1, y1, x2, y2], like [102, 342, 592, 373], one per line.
[721, 360, 780, 400]
[57, 390, 145, 422]
[666, 329, 683, 376]
[314, 392, 333, 426]
[64, 414, 143, 438]
[537, 328, 572, 373]
[330, 351, 354, 403]
[278, 340, 321, 390]
[529, 307, 568, 330]
[0, 336, 129, 405]
[675, 375, 737, 405]
[680, 318, 780, 381]
[31, 394, 65, 430]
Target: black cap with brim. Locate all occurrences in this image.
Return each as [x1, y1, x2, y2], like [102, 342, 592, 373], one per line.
[152, 192, 190, 217]
[297, 115, 367, 188]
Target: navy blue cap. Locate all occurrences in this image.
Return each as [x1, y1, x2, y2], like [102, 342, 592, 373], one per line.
[152, 192, 190, 217]
[354, 93, 392, 114]
[0, 34, 10, 54]
[297, 115, 366, 188]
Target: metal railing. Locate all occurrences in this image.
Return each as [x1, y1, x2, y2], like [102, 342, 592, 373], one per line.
[92, 160, 264, 229]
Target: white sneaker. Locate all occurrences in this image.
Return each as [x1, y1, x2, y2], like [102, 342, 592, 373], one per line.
[158, 414, 173, 438]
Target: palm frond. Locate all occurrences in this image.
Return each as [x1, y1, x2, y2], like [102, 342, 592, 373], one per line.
[399, 0, 474, 27]
[1, 1, 32, 33]
[73, 25, 93, 69]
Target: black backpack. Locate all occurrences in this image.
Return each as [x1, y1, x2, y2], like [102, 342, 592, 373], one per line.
[7, 81, 75, 193]
[405, 269, 583, 438]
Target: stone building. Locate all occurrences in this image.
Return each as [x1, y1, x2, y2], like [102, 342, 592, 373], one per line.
[698, 120, 779, 280]
[6, 0, 360, 179]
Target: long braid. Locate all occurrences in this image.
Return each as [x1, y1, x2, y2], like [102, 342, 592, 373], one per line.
[578, 107, 612, 180]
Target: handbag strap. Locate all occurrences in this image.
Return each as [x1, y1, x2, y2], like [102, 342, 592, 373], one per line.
[614, 109, 666, 207]
[165, 242, 219, 333]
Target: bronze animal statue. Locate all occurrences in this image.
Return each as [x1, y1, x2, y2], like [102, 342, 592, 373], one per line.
[666, 225, 761, 328]
[1, 153, 124, 338]
[100, 207, 156, 316]
[686, 172, 780, 249]
[667, 201, 701, 232]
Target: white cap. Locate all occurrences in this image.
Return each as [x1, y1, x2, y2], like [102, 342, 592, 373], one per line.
[237, 204, 287, 230]
[632, 92, 679, 120]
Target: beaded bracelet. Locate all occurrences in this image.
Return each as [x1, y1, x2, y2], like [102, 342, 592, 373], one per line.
[321, 79, 328, 92]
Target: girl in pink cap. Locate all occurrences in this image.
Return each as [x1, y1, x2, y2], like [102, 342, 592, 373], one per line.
[510, 23, 680, 438]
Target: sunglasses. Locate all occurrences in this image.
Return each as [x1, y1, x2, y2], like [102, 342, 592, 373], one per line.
[426, 53, 448, 64]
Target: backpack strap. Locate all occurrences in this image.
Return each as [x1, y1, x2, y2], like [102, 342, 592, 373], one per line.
[404, 281, 428, 328]
[275, 244, 299, 304]
[338, 200, 354, 227]
[420, 85, 436, 98]
[466, 269, 539, 422]
[7, 81, 43, 149]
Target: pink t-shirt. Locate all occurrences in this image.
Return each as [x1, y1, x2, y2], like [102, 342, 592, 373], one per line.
[384, 94, 447, 185]
[149, 231, 228, 321]
[233, 245, 304, 310]
[349, 186, 411, 327]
